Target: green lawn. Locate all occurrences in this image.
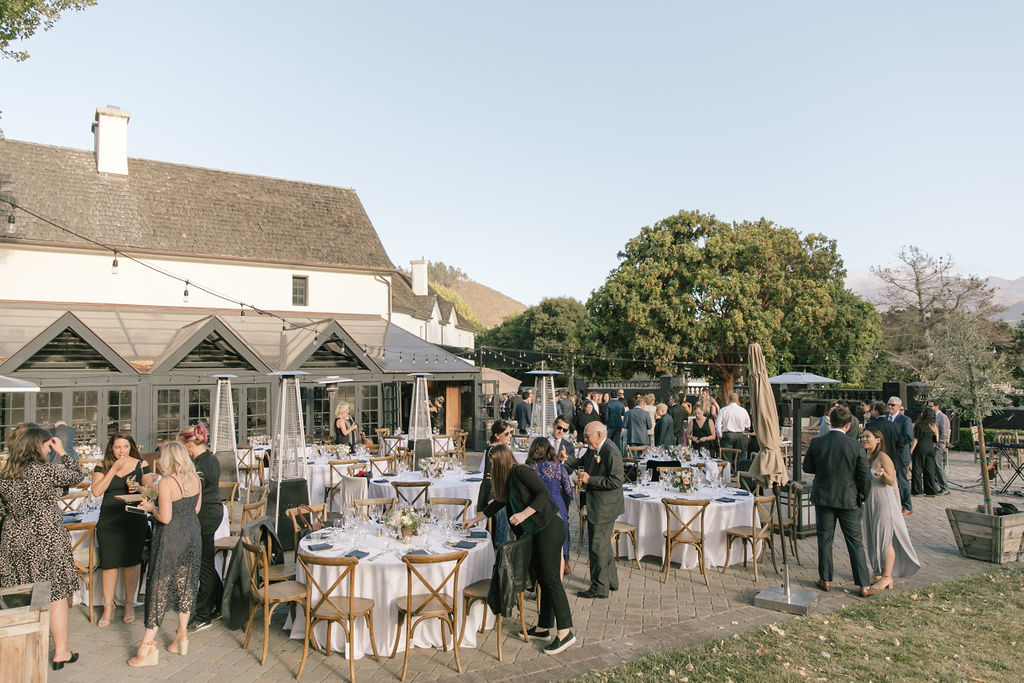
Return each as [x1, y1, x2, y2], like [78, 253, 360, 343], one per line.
[573, 567, 1024, 682]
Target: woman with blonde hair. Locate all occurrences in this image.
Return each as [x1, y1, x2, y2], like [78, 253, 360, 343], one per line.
[178, 423, 222, 629]
[333, 402, 359, 448]
[0, 424, 81, 670]
[130, 441, 202, 666]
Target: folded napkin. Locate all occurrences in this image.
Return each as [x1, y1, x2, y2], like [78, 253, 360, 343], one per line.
[382, 473, 398, 477]
[628, 493, 650, 499]
[469, 530, 488, 539]
[61, 512, 81, 522]
[373, 479, 389, 484]
[715, 497, 736, 503]
[452, 540, 477, 549]
[307, 542, 332, 551]
[406, 549, 431, 556]
[733, 490, 751, 496]
[463, 477, 483, 482]
[345, 549, 369, 559]
[471, 471, 482, 475]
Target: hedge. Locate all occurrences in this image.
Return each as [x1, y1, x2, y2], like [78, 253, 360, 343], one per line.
[957, 428, 1024, 452]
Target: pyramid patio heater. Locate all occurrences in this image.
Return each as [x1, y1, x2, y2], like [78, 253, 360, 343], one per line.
[210, 374, 238, 485]
[527, 369, 560, 437]
[268, 370, 311, 550]
[409, 373, 433, 469]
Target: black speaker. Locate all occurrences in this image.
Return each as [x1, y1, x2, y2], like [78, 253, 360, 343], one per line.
[269, 478, 309, 552]
[882, 382, 906, 407]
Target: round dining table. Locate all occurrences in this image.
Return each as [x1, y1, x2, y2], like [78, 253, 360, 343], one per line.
[288, 525, 496, 659]
[368, 471, 484, 517]
[615, 481, 755, 568]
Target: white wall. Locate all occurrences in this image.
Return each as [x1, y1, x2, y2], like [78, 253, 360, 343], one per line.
[0, 244, 389, 316]
[391, 309, 474, 350]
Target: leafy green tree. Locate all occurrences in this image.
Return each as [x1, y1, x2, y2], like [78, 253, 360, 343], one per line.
[478, 297, 587, 356]
[582, 209, 880, 396]
[430, 282, 482, 330]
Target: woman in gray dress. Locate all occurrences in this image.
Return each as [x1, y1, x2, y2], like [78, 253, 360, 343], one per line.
[860, 428, 920, 591]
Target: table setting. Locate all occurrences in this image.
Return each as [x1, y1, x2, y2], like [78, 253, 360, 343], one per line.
[367, 462, 484, 516]
[287, 511, 496, 659]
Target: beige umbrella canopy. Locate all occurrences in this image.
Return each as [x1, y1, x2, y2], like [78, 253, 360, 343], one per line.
[746, 343, 789, 487]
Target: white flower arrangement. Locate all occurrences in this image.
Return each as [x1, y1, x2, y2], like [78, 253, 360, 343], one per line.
[420, 457, 449, 479]
[386, 508, 421, 534]
[671, 469, 695, 494]
[74, 444, 93, 459]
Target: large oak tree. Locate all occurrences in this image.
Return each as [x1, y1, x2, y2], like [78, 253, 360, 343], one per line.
[583, 209, 880, 396]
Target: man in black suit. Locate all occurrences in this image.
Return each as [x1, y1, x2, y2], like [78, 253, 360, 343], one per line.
[556, 390, 575, 427]
[548, 416, 575, 460]
[563, 421, 625, 598]
[604, 390, 626, 449]
[667, 393, 687, 445]
[47, 421, 77, 465]
[515, 389, 533, 434]
[866, 400, 899, 476]
[802, 406, 875, 597]
[886, 396, 914, 514]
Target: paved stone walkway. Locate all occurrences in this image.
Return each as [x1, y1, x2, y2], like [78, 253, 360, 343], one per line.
[50, 450, 1023, 682]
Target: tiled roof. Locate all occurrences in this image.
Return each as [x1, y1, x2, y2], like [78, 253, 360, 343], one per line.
[390, 271, 477, 332]
[0, 139, 394, 271]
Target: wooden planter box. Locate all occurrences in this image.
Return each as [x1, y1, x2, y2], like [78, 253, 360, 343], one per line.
[947, 508, 1024, 564]
[0, 582, 50, 683]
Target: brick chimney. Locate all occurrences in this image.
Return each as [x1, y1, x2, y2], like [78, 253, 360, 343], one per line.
[91, 106, 130, 176]
[411, 258, 428, 296]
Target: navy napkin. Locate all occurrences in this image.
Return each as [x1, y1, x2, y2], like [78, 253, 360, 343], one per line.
[382, 473, 398, 477]
[307, 542, 332, 551]
[715, 497, 736, 503]
[733, 490, 751, 496]
[628, 493, 650, 499]
[469, 530, 488, 539]
[345, 549, 369, 559]
[61, 512, 81, 522]
[453, 540, 476, 549]
[406, 549, 430, 556]
[373, 479, 389, 484]
[463, 477, 483, 482]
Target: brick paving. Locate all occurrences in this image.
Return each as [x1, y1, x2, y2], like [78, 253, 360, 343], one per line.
[50, 450, 1024, 682]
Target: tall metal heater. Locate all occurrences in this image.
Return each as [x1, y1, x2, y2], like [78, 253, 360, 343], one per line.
[268, 370, 310, 549]
[210, 374, 238, 485]
[409, 372, 433, 468]
[527, 369, 560, 437]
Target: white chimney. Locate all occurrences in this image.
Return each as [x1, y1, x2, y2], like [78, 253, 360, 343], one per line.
[411, 258, 428, 296]
[91, 106, 130, 176]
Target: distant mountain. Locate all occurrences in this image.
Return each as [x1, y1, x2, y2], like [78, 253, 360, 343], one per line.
[846, 272, 1024, 324]
[449, 279, 527, 329]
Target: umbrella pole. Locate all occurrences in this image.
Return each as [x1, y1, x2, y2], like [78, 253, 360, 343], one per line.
[754, 480, 817, 614]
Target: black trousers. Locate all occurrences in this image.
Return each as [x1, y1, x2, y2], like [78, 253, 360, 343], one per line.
[196, 515, 223, 621]
[815, 505, 871, 587]
[894, 457, 912, 511]
[586, 518, 618, 596]
[911, 447, 937, 495]
[719, 432, 749, 458]
[534, 519, 572, 630]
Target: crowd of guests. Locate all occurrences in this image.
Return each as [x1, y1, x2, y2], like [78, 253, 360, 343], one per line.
[0, 421, 221, 670]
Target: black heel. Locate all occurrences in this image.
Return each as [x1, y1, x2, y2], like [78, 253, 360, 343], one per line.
[51, 652, 79, 670]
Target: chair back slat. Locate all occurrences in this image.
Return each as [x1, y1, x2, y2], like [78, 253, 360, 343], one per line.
[662, 498, 710, 541]
[298, 552, 357, 618]
[354, 497, 397, 519]
[753, 494, 776, 538]
[429, 497, 471, 523]
[402, 550, 467, 616]
[369, 455, 397, 476]
[391, 481, 430, 510]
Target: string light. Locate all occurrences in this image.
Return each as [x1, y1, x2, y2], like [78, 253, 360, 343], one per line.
[183, 281, 190, 304]
[6, 214, 16, 235]
[111, 251, 119, 275]
[240, 304, 245, 319]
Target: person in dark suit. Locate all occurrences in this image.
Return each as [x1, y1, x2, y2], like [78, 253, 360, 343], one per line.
[654, 403, 675, 447]
[515, 390, 533, 434]
[548, 417, 575, 460]
[604, 390, 626, 449]
[886, 397, 914, 514]
[866, 401, 900, 490]
[556, 390, 575, 427]
[47, 422, 77, 465]
[563, 421, 625, 598]
[624, 398, 652, 448]
[667, 394, 687, 445]
[802, 406, 875, 597]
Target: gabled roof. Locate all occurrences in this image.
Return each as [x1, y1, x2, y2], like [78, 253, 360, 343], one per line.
[150, 316, 272, 374]
[391, 271, 477, 332]
[0, 311, 137, 374]
[281, 319, 381, 372]
[0, 139, 394, 271]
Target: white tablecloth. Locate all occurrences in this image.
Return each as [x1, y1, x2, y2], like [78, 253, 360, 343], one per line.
[70, 503, 230, 606]
[640, 458, 731, 484]
[368, 472, 484, 517]
[306, 460, 370, 507]
[288, 528, 495, 659]
[615, 485, 754, 568]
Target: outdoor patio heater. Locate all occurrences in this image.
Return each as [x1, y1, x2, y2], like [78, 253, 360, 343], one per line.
[409, 372, 433, 468]
[526, 369, 560, 437]
[268, 370, 310, 549]
[210, 374, 237, 485]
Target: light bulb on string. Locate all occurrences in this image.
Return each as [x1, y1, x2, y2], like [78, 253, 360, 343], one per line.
[183, 281, 190, 303]
[240, 304, 245, 319]
[5, 214, 14, 235]
[111, 251, 119, 274]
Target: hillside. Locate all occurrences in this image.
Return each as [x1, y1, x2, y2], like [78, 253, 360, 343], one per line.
[847, 271, 1024, 324]
[449, 279, 527, 329]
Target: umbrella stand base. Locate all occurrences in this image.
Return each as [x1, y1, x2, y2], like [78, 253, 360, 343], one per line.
[754, 565, 818, 615]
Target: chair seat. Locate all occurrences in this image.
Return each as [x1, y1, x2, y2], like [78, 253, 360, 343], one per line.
[397, 593, 456, 617]
[268, 562, 297, 582]
[216, 535, 239, 551]
[463, 579, 490, 600]
[230, 523, 242, 535]
[265, 580, 307, 603]
[612, 521, 635, 533]
[664, 529, 702, 544]
[72, 548, 93, 568]
[313, 595, 376, 619]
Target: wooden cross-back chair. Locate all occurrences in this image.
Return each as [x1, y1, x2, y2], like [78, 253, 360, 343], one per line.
[353, 497, 396, 520]
[296, 553, 379, 681]
[240, 539, 309, 675]
[380, 435, 404, 458]
[391, 550, 468, 681]
[65, 520, 97, 622]
[662, 498, 711, 585]
[236, 446, 265, 489]
[432, 434, 453, 457]
[58, 489, 90, 513]
[324, 459, 362, 513]
[452, 430, 468, 466]
[391, 481, 430, 511]
[722, 494, 778, 582]
[368, 455, 396, 477]
[429, 497, 471, 524]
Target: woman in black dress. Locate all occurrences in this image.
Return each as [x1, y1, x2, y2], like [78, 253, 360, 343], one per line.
[178, 423, 222, 629]
[463, 445, 576, 655]
[688, 405, 718, 454]
[0, 424, 81, 669]
[90, 433, 153, 627]
[333, 402, 359, 448]
[911, 408, 939, 496]
[129, 441, 202, 666]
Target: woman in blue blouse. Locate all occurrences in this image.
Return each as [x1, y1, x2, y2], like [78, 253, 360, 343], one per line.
[526, 437, 573, 576]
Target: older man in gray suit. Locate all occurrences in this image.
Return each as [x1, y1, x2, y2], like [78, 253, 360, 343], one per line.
[563, 421, 625, 598]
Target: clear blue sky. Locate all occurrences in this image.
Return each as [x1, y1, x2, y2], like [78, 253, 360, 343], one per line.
[3, 1, 1021, 306]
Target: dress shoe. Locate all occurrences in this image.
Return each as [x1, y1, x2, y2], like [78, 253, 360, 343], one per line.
[815, 580, 831, 592]
[51, 653, 79, 670]
[576, 589, 608, 599]
[128, 641, 159, 667]
[859, 586, 877, 598]
[902, 510, 913, 516]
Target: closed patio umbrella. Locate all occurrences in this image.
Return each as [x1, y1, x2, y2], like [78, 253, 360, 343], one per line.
[746, 344, 788, 488]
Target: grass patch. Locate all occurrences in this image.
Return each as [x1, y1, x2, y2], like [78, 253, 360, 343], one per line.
[574, 567, 1024, 682]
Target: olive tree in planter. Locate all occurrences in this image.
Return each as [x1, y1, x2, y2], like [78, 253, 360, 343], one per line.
[931, 313, 1021, 563]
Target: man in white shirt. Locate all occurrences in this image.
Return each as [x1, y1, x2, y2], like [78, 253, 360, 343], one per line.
[717, 392, 751, 456]
[548, 416, 575, 460]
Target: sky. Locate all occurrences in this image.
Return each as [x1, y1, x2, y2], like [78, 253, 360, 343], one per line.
[2, 1, 1022, 307]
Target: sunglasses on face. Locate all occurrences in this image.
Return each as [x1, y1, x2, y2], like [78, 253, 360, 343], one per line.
[553, 426, 566, 432]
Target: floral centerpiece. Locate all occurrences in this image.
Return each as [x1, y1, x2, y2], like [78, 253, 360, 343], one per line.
[420, 456, 449, 479]
[386, 508, 422, 541]
[671, 469, 695, 494]
[74, 444, 94, 459]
